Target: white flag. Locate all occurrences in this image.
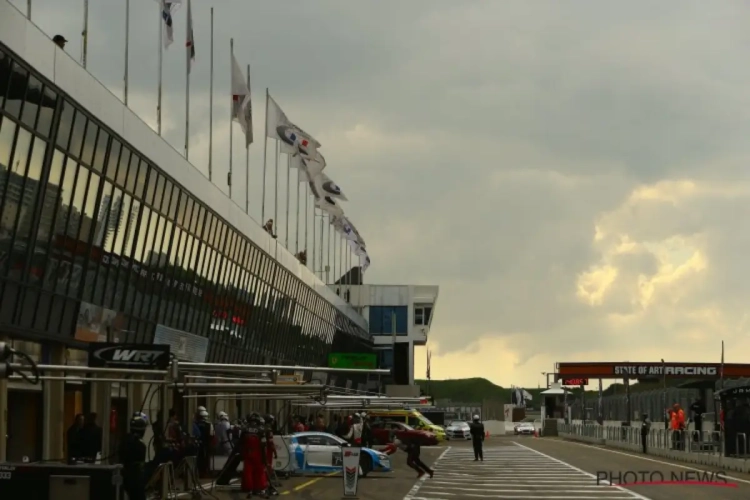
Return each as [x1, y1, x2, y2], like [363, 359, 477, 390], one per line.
[348, 239, 367, 257]
[332, 216, 365, 246]
[294, 152, 325, 182]
[266, 94, 320, 159]
[159, 0, 181, 49]
[231, 53, 253, 146]
[360, 253, 371, 272]
[308, 176, 344, 217]
[317, 173, 348, 201]
[185, 0, 195, 72]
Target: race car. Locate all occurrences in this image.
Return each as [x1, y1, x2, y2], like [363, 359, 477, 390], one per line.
[514, 422, 536, 435]
[275, 431, 391, 477]
[444, 421, 472, 440]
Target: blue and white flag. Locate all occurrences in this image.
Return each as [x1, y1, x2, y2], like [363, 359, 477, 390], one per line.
[159, 0, 182, 49]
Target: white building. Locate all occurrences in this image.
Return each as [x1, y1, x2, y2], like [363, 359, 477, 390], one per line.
[335, 284, 439, 386]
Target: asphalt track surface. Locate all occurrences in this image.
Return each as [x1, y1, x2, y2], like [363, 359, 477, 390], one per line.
[201, 436, 750, 499]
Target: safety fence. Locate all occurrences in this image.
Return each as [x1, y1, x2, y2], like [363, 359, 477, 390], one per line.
[557, 422, 750, 474]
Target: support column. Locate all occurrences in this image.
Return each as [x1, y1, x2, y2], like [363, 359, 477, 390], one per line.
[94, 378, 111, 463]
[0, 337, 7, 462]
[408, 341, 415, 386]
[42, 344, 65, 461]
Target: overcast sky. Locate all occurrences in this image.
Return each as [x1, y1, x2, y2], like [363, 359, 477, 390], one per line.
[16, 0, 750, 389]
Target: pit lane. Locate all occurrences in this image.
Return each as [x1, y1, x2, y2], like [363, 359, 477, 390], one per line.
[201, 444, 448, 499]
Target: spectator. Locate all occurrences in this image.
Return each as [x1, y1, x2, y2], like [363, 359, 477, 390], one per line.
[81, 412, 103, 463]
[66, 414, 85, 463]
[263, 219, 277, 239]
[53, 34, 68, 49]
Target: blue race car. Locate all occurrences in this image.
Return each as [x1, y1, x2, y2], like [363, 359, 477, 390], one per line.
[282, 431, 391, 477]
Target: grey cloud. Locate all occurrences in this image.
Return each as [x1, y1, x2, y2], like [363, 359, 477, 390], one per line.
[20, 0, 750, 383]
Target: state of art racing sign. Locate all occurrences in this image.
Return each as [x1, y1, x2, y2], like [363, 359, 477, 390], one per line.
[557, 362, 750, 379]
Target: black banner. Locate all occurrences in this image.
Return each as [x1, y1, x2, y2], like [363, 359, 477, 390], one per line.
[88, 342, 171, 369]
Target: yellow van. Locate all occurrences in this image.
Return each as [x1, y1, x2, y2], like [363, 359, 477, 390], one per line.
[367, 409, 446, 441]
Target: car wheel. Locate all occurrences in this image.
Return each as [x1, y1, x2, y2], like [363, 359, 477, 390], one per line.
[359, 453, 373, 478]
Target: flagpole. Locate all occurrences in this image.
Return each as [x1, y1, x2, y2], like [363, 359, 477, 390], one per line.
[157, 0, 163, 136]
[26, 0, 30, 19]
[274, 141, 280, 234]
[312, 207, 317, 276]
[123, 0, 129, 105]
[227, 38, 233, 199]
[208, 7, 214, 181]
[245, 64, 251, 214]
[82, 0, 89, 68]
[327, 216, 331, 284]
[261, 89, 269, 222]
[332, 229, 337, 285]
[285, 154, 290, 247]
[319, 211, 324, 280]
[184, 0, 191, 160]
[295, 167, 300, 253]
[304, 183, 309, 264]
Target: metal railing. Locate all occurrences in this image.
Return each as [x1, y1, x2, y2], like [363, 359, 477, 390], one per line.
[557, 423, 750, 458]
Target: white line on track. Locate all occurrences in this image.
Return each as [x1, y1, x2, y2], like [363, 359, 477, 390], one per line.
[513, 442, 651, 500]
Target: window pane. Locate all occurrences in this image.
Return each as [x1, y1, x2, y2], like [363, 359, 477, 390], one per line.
[14, 136, 47, 242]
[66, 166, 88, 238]
[116, 146, 130, 188]
[125, 154, 139, 193]
[36, 86, 57, 137]
[92, 128, 109, 174]
[154, 174, 165, 208]
[134, 161, 147, 199]
[80, 172, 100, 239]
[37, 149, 65, 243]
[160, 179, 172, 215]
[106, 139, 121, 182]
[10, 127, 32, 177]
[0, 117, 17, 176]
[3, 62, 27, 118]
[80, 121, 99, 166]
[97, 181, 114, 250]
[56, 101, 75, 149]
[21, 76, 42, 129]
[68, 111, 87, 159]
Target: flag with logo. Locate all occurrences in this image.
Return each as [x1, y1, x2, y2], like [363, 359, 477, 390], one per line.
[295, 151, 326, 184]
[231, 53, 253, 146]
[360, 252, 371, 272]
[317, 173, 348, 201]
[185, 0, 195, 71]
[308, 177, 344, 217]
[159, 0, 181, 49]
[266, 94, 320, 159]
[332, 216, 365, 246]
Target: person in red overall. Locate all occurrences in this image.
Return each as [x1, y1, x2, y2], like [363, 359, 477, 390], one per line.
[241, 414, 268, 498]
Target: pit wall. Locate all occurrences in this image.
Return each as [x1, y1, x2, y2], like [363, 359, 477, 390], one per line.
[558, 423, 750, 474]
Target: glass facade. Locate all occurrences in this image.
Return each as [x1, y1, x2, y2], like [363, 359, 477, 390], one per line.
[368, 306, 408, 335]
[0, 44, 372, 371]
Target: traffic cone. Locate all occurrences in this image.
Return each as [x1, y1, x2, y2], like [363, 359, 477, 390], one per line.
[485, 430, 490, 439]
[533, 429, 538, 438]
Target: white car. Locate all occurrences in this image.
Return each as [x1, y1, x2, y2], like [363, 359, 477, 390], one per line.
[514, 422, 536, 435]
[273, 432, 391, 477]
[444, 421, 472, 440]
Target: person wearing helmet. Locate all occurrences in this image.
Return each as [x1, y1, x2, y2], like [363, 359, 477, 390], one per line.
[241, 413, 269, 497]
[194, 409, 214, 477]
[119, 414, 148, 500]
[469, 414, 485, 461]
[263, 417, 280, 494]
[360, 413, 373, 449]
[216, 411, 232, 456]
